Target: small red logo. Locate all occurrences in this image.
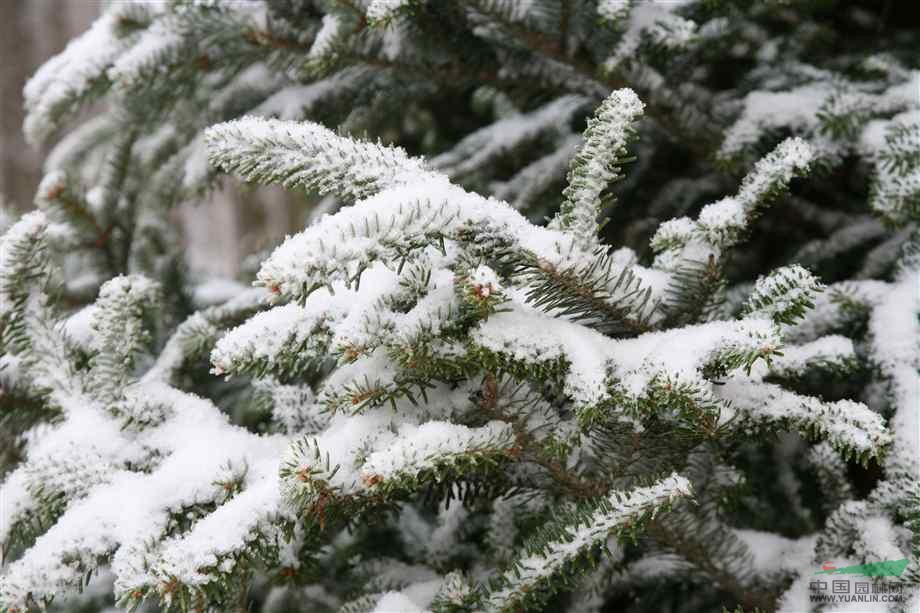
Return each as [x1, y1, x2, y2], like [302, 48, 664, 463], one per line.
[822, 562, 837, 571]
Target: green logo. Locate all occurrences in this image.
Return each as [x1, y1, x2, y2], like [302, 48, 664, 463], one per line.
[814, 559, 910, 577]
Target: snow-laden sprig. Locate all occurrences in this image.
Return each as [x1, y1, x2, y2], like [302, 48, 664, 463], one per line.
[786, 279, 890, 343]
[765, 335, 857, 380]
[366, 0, 417, 26]
[550, 89, 644, 247]
[430, 570, 478, 610]
[205, 116, 436, 201]
[600, 1, 698, 72]
[874, 111, 920, 176]
[207, 115, 666, 332]
[869, 265, 919, 479]
[279, 389, 506, 510]
[22, 11, 131, 144]
[651, 138, 814, 323]
[721, 72, 919, 163]
[0, 215, 81, 399]
[0, 213, 49, 310]
[304, 2, 376, 72]
[471, 297, 780, 411]
[105, 17, 185, 98]
[99, 4, 274, 115]
[0, 212, 51, 354]
[308, 13, 349, 64]
[317, 349, 441, 416]
[693, 138, 816, 251]
[652, 138, 815, 257]
[0, 222, 289, 611]
[0, 385, 287, 611]
[211, 302, 340, 380]
[359, 420, 516, 485]
[485, 473, 692, 612]
[864, 109, 920, 224]
[596, 0, 630, 23]
[253, 378, 325, 435]
[717, 378, 890, 463]
[8, 393, 128, 587]
[211, 263, 411, 380]
[734, 137, 815, 214]
[86, 275, 160, 403]
[743, 265, 824, 326]
[251, 164, 666, 326]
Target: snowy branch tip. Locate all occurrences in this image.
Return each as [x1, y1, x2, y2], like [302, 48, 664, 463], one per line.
[204, 116, 435, 201]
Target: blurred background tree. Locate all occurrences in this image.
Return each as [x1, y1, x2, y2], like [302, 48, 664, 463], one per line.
[0, 2, 95, 213]
[0, 1, 304, 278]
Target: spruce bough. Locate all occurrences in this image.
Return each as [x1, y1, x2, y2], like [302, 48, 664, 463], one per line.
[1, 2, 917, 612]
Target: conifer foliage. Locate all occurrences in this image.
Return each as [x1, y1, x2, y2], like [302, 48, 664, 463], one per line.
[1, 1, 918, 612]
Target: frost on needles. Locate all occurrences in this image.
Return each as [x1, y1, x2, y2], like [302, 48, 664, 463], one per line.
[2, 2, 919, 612]
[0, 88, 893, 613]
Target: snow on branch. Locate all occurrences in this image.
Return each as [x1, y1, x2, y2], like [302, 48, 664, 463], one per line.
[600, 1, 698, 73]
[734, 137, 814, 213]
[719, 83, 836, 161]
[721, 74, 919, 164]
[205, 116, 435, 201]
[550, 88, 644, 247]
[254, 171, 667, 330]
[869, 268, 919, 479]
[765, 335, 857, 379]
[86, 275, 160, 402]
[367, 0, 418, 26]
[307, 13, 352, 64]
[743, 265, 824, 326]
[731, 530, 816, 582]
[211, 302, 341, 379]
[125, 459, 286, 608]
[0, 387, 286, 610]
[23, 12, 129, 144]
[359, 420, 516, 485]
[211, 263, 409, 380]
[106, 18, 185, 96]
[485, 473, 693, 612]
[0, 212, 49, 328]
[785, 279, 890, 343]
[717, 378, 890, 462]
[681, 138, 816, 253]
[653, 137, 814, 260]
[206, 116, 666, 337]
[0, 404, 131, 557]
[650, 139, 814, 322]
[864, 109, 920, 224]
[280, 381, 500, 504]
[253, 69, 370, 121]
[472, 299, 780, 410]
